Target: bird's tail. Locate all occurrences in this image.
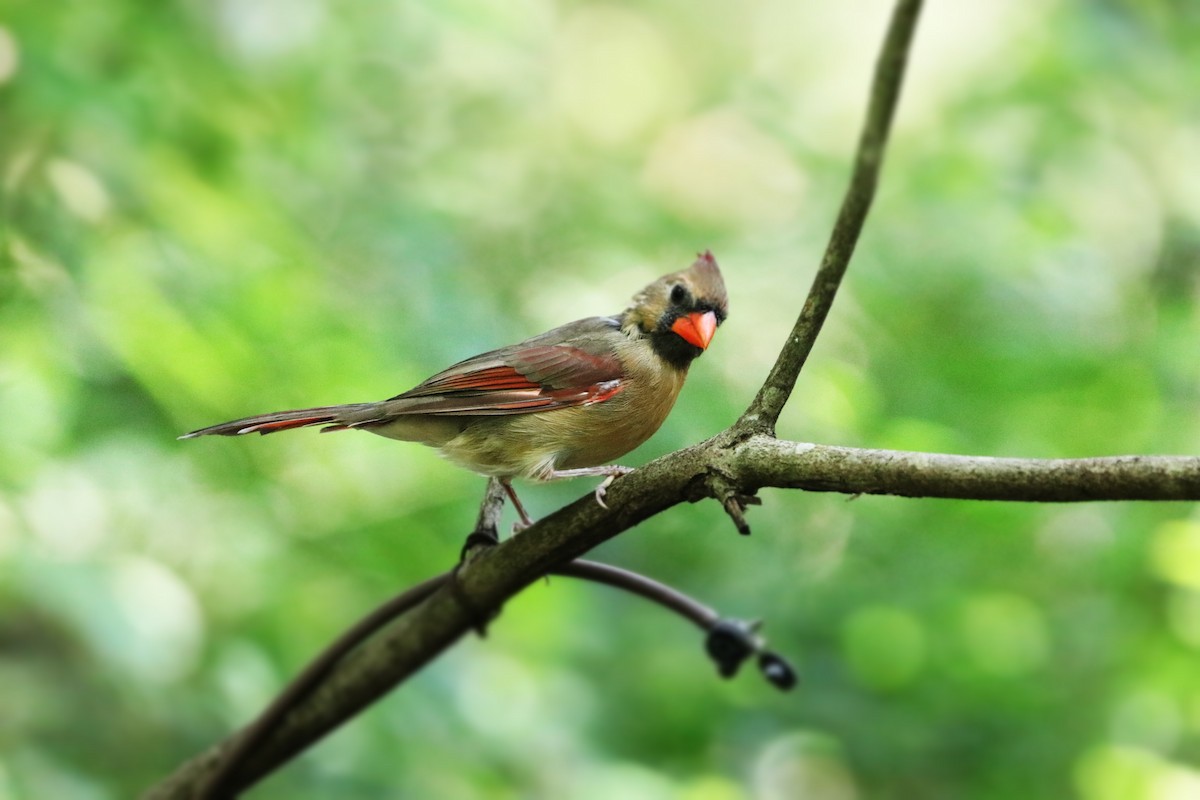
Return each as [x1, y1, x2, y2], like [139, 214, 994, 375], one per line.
[178, 403, 377, 439]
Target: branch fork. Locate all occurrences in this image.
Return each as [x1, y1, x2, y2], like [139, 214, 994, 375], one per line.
[192, 485, 798, 798]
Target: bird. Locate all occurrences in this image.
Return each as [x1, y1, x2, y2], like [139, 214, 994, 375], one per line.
[181, 251, 728, 527]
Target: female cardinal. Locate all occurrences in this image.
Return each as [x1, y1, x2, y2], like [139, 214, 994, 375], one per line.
[182, 251, 728, 526]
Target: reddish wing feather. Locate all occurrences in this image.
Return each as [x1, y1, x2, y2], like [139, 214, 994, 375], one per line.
[420, 365, 543, 393]
[384, 343, 625, 417]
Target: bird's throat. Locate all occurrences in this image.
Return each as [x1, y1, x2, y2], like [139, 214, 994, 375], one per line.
[649, 330, 703, 371]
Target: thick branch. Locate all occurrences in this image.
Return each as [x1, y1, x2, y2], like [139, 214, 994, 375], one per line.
[146, 436, 1200, 798]
[740, 0, 922, 435]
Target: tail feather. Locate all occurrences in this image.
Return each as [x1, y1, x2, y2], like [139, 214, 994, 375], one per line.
[178, 404, 376, 439]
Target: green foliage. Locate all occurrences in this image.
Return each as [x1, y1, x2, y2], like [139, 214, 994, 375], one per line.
[2, 1, 1199, 798]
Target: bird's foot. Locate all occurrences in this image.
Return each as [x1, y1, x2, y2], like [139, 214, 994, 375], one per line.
[539, 464, 635, 509]
[519, 464, 635, 515]
[458, 528, 500, 563]
[593, 467, 634, 509]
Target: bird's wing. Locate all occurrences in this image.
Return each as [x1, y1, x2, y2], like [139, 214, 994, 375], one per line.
[378, 317, 627, 417]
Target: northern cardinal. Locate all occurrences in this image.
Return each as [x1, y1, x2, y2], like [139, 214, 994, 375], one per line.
[181, 251, 728, 526]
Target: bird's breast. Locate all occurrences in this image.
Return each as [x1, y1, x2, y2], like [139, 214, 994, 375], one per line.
[539, 350, 687, 472]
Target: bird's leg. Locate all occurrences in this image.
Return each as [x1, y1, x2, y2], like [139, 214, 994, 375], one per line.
[539, 465, 635, 509]
[501, 478, 536, 532]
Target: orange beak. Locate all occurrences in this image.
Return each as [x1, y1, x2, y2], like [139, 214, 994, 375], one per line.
[671, 310, 718, 350]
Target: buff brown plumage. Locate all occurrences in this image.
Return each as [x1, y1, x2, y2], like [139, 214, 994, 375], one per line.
[181, 252, 729, 525]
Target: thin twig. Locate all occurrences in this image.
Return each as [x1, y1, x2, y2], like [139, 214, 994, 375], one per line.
[553, 560, 718, 629]
[740, 0, 923, 436]
[554, 561, 797, 689]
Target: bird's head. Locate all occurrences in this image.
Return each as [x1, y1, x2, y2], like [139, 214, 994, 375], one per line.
[624, 250, 729, 370]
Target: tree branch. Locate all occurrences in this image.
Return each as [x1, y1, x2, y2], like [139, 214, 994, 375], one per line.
[740, 0, 922, 436]
[146, 436, 1200, 798]
[733, 439, 1200, 502]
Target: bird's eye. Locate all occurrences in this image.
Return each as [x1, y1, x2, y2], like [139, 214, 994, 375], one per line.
[670, 284, 688, 305]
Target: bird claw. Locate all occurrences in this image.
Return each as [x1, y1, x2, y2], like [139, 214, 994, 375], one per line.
[593, 467, 634, 509]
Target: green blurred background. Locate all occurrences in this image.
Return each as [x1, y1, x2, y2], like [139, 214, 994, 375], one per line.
[2, 0, 1200, 797]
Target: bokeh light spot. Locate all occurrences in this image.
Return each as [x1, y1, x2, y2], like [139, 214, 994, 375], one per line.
[841, 606, 926, 690]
